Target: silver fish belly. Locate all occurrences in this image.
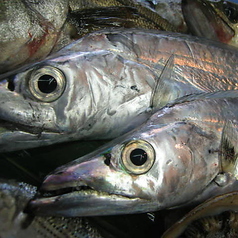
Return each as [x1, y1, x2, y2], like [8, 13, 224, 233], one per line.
[1, 29, 238, 152]
[29, 90, 238, 217]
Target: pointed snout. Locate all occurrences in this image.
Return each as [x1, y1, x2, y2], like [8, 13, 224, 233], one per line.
[39, 155, 108, 192]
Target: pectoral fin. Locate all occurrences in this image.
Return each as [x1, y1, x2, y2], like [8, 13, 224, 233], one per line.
[150, 54, 175, 111]
[220, 120, 238, 178]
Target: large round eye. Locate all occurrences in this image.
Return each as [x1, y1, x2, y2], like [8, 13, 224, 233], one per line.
[223, 2, 238, 23]
[28, 66, 66, 102]
[121, 140, 155, 175]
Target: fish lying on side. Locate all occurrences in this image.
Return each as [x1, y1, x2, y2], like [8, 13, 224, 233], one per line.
[138, 0, 187, 32]
[0, 0, 69, 74]
[0, 179, 116, 238]
[29, 90, 238, 217]
[1, 29, 238, 152]
[0, 0, 176, 74]
[162, 191, 238, 237]
[182, 0, 238, 46]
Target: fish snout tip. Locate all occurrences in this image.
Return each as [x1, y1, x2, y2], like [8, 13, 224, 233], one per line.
[39, 170, 78, 192]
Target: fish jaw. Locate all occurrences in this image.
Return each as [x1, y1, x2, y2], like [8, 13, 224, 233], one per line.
[29, 154, 157, 217]
[0, 78, 64, 152]
[30, 190, 150, 217]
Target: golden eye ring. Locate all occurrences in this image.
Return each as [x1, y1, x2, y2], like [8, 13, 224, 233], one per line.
[121, 140, 155, 175]
[28, 66, 66, 102]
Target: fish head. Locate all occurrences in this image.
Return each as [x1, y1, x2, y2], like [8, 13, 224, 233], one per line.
[0, 48, 154, 152]
[29, 120, 220, 216]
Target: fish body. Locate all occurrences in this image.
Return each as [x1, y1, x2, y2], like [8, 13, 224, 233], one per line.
[0, 0, 178, 74]
[0, 179, 104, 238]
[182, 0, 238, 47]
[162, 191, 238, 238]
[29, 90, 238, 217]
[1, 29, 238, 152]
[139, 0, 187, 32]
[0, 0, 69, 73]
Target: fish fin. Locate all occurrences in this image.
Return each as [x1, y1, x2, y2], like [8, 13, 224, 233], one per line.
[149, 54, 175, 112]
[220, 120, 238, 178]
[68, 7, 139, 38]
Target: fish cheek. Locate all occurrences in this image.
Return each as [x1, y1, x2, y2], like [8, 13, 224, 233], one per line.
[159, 146, 194, 203]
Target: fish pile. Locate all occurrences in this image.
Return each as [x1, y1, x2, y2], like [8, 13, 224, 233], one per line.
[2, 0, 238, 237]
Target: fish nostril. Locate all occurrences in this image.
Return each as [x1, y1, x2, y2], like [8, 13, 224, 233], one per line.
[104, 153, 111, 166]
[7, 79, 15, 91]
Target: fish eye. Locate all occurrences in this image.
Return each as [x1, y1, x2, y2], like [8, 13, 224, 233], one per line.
[28, 66, 66, 102]
[223, 2, 238, 23]
[121, 140, 155, 175]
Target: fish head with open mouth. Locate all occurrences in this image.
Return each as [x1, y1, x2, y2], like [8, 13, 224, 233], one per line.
[29, 90, 238, 217]
[29, 119, 222, 217]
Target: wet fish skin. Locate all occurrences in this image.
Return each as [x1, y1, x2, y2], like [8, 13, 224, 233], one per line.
[1, 29, 238, 152]
[68, 0, 176, 32]
[29, 90, 238, 217]
[139, 0, 187, 32]
[0, 0, 178, 74]
[162, 191, 238, 238]
[0, 179, 105, 238]
[182, 0, 238, 47]
[0, 0, 69, 73]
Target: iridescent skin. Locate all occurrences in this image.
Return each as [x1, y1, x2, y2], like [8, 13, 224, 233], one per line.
[1, 29, 238, 152]
[30, 91, 238, 217]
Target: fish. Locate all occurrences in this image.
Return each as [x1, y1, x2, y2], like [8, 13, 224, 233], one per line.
[138, 0, 187, 32]
[0, 0, 177, 74]
[0, 0, 69, 74]
[1, 29, 238, 153]
[0, 179, 106, 238]
[28, 90, 238, 217]
[162, 191, 238, 237]
[67, 0, 177, 33]
[182, 0, 238, 47]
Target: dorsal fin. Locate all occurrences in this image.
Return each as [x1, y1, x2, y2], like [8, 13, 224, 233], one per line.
[149, 54, 175, 112]
[220, 120, 238, 178]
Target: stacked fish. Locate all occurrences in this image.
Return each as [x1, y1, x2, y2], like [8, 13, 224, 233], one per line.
[1, 0, 238, 237]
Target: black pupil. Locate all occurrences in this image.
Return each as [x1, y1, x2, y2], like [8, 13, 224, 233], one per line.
[38, 75, 57, 93]
[130, 148, 147, 166]
[223, 2, 238, 23]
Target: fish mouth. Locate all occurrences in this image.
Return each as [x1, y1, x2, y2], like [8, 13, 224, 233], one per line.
[0, 119, 44, 135]
[29, 185, 142, 217]
[39, 184, 132, 200]
[0, 118, 62, 152]
[0, 118, 59, 135]
[29, 156, 152, 217]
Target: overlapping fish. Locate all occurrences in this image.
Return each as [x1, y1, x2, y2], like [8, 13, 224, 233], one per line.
[29, 90, 238, 217]
[182, 0, 238, 46]
[0, 179, 105, 238]
[1, 29, 238, 152]
[0, 0, 176, 74]
[162, 191, 238, 237]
